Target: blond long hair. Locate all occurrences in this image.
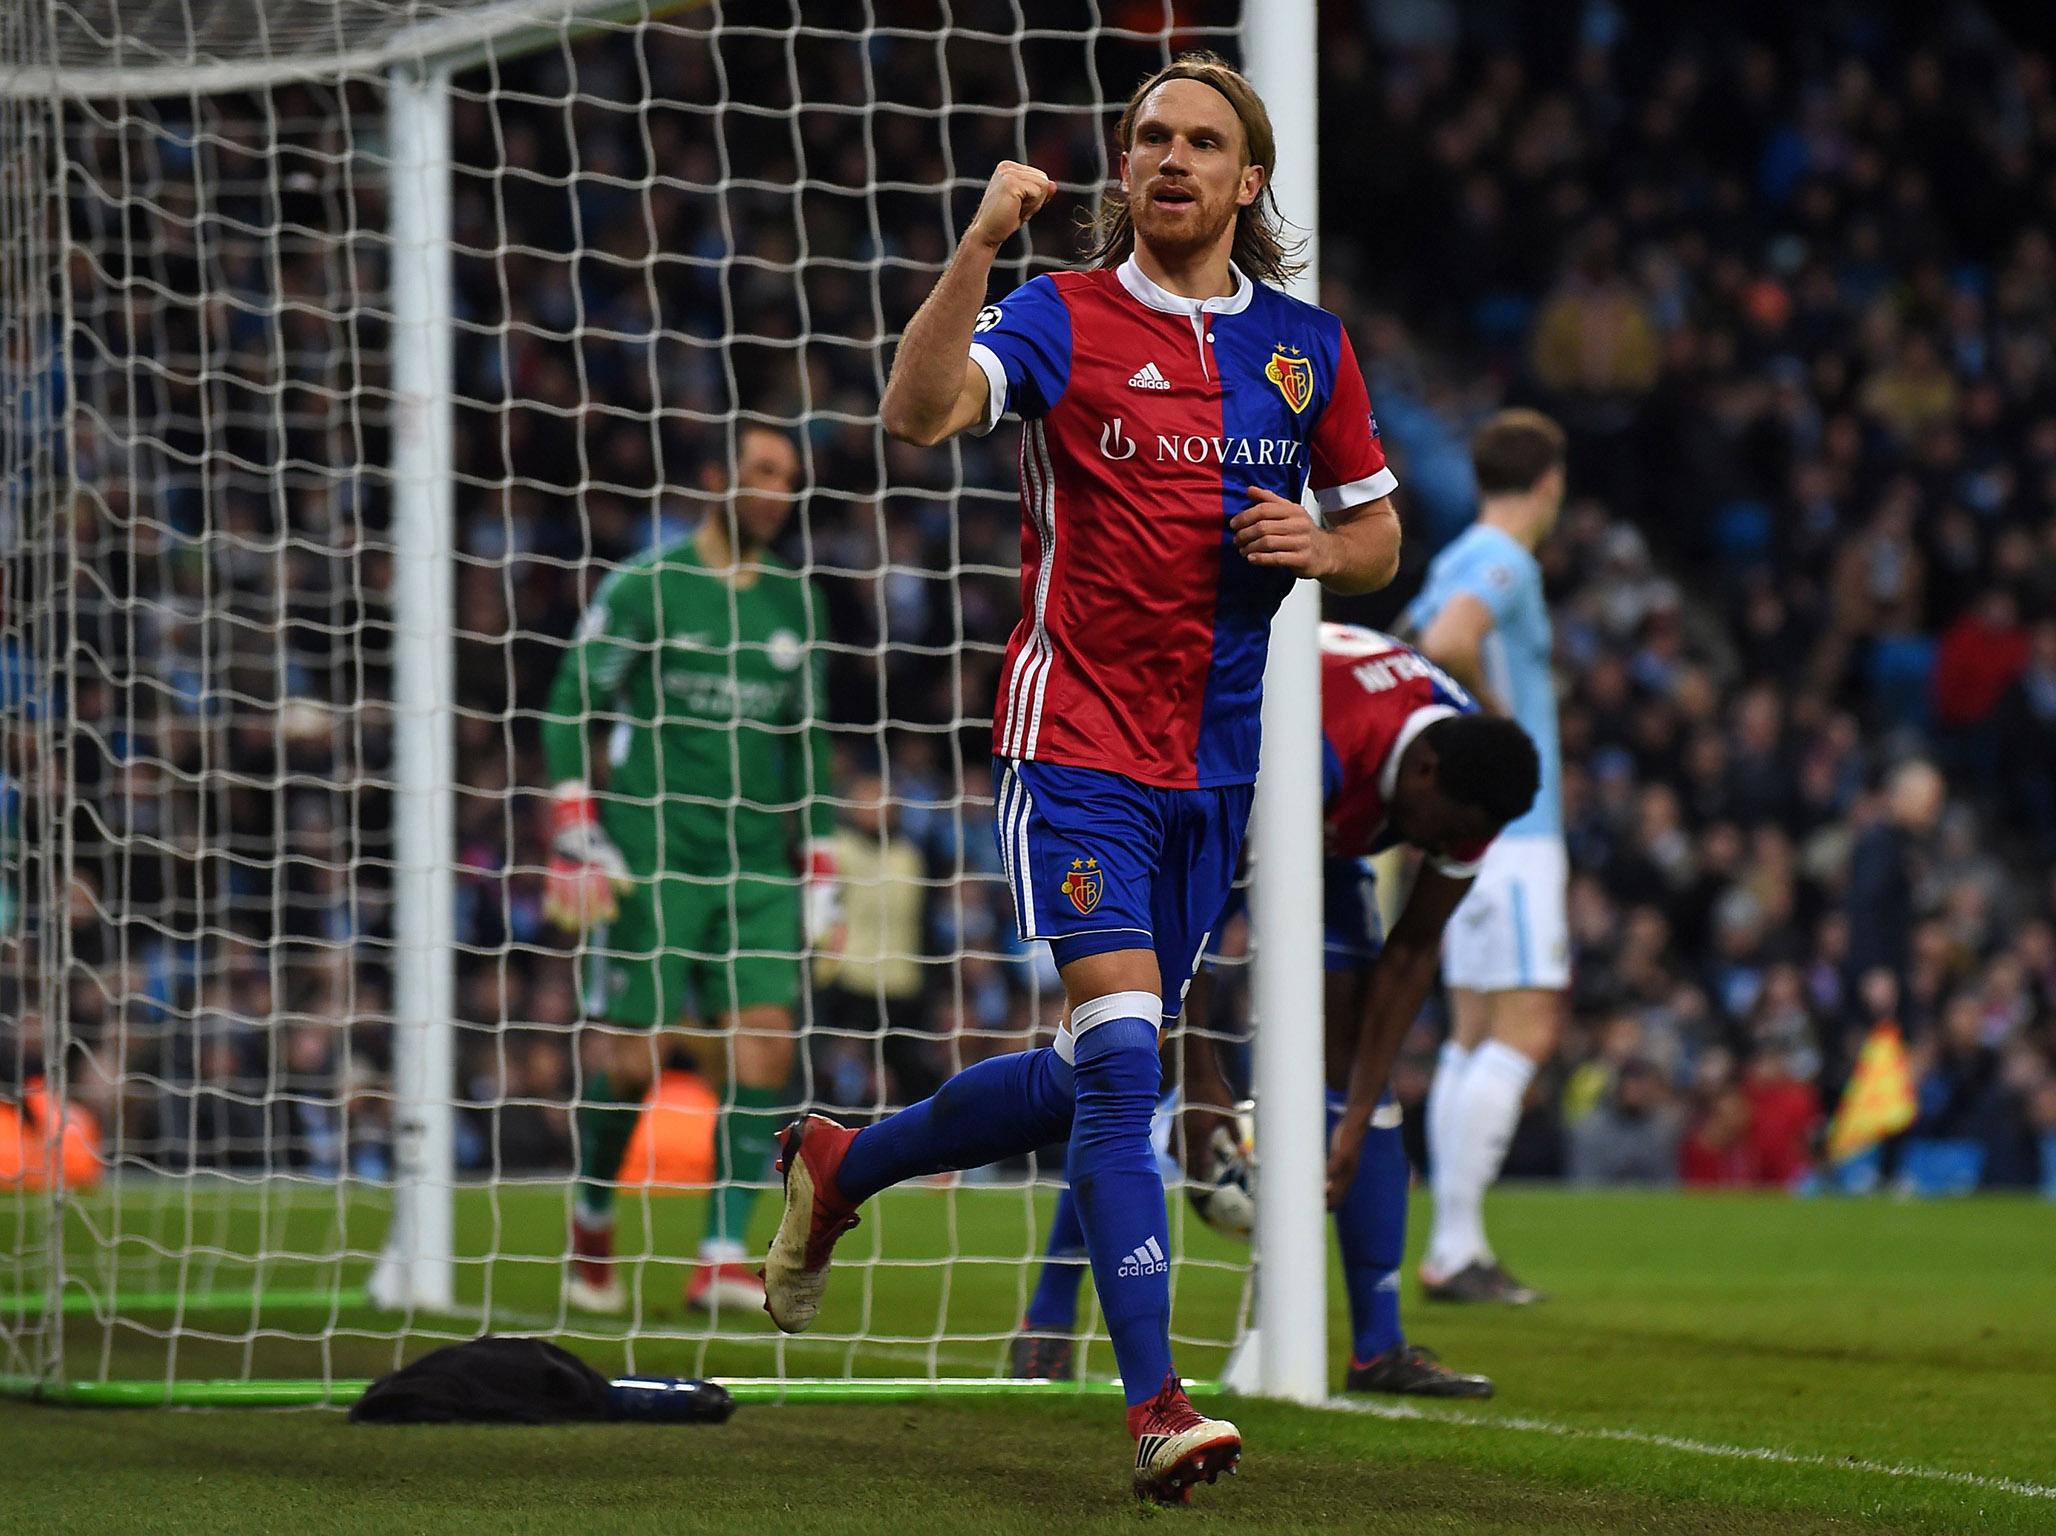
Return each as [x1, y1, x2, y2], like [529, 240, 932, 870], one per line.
[1080, 52, 1306, 285]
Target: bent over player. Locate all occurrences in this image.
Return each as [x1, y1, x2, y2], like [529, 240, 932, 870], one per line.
[761, 54, 1401, 1502]
[1014, 626, 1538, 1396]
[542, 424, 838, 1317]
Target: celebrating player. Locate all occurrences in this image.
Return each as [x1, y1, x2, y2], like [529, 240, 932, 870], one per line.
[1404, 409, 1567, 1304]
[761, 53, 1400, 1502]
[1013, 625, 1538, 1397]
[542, 423, 839, 1317]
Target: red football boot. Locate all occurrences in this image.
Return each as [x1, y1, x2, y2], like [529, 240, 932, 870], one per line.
[760, 1115, 862, 1333]
[1126, 1373, 1242, 1505]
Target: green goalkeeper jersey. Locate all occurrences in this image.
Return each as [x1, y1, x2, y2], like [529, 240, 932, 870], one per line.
[542, 535, 833, 873]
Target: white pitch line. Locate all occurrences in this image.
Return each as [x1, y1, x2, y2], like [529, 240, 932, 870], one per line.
[1325, 1395, 2056, 1503]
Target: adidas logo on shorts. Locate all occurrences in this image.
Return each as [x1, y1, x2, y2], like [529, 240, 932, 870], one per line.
[1126, 361, 1172, 390]
[1117, 1235, 1168, 1277]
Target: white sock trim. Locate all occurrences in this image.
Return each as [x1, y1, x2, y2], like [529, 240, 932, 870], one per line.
[1067, 989, 1162, 1039]
[1472, 1037, 1540, 1092]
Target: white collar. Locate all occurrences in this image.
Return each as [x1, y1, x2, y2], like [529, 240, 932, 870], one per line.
[1379, 705, 1459, 803]
[1116, 254, 1254, 316]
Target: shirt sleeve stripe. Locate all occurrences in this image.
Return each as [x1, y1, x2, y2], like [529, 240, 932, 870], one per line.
[1312, 465, 1398, 514]
[967, 342, 1008, 436]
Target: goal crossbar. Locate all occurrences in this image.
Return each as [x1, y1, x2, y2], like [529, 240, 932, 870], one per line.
[0, 0, 707, 100]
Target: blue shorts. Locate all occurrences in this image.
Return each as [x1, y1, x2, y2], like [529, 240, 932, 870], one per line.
[994, 758, 1253, 1019]
[1208, 854, 1384, 972]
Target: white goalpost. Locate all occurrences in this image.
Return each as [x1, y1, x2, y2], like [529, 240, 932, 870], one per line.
[367, 48, 457, 1320]
[0, 0, 1327, 1408]
[1241, 0, 1327, 1408]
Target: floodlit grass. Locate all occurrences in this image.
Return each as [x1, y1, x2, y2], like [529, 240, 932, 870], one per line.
[4, 1182, 2053, 1533]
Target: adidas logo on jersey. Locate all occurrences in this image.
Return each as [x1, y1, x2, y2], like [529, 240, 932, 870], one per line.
[1117, 1236, 1168, 1277]
[1126, 361, 1172, 390]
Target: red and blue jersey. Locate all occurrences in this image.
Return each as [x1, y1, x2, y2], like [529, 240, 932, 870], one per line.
[969, 257, 1394, 789]
[1318, 623, 1492, 878]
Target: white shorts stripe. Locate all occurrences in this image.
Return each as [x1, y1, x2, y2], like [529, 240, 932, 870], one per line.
[995, 766, 1019, 915]
[1013, 770, 1038, 938]
[999, 769, 1023, 937]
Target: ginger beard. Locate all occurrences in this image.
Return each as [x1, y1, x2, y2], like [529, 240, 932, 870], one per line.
[1128, 168, 1239, 263]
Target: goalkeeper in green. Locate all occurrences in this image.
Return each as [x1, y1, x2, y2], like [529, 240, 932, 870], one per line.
[542, 424, 838, 1316]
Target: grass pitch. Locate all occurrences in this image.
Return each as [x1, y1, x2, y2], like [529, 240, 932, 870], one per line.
[3, 1184, 2053, 1533]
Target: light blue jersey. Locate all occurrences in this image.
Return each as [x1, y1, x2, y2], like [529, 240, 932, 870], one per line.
[1403, 523, 1560, 838]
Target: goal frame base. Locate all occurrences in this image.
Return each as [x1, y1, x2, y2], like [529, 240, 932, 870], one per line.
[0, 1375, 1226, 1408]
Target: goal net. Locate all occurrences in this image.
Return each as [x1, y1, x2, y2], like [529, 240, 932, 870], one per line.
[1, 0, 1269, 1406]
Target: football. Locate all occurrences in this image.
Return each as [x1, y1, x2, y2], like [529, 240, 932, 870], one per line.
[1186, 1103, 1258, 1242]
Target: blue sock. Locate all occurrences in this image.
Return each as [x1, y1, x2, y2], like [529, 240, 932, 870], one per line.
[1024, 1184, 1088, 1332]
[833, 1046, 1074, 1205]
[1069, 998, 1174, 1408]
[1329, 1089, 1406, 1363]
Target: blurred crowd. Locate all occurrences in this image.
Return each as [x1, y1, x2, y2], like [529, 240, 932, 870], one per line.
[1339, 0, 2056, 1195]
[3, 2, 2053, 1196]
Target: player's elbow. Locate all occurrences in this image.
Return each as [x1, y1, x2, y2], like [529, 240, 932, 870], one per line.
[1321, 506, 1401, 595]
[1360, 541, 1403, 594]
[1366, 518, 1403, 589]
[1325, 536, 1402, 596]
[880, 382, 956, 447]
[884, 409, 957, 448]
[1383, 929, 1443, 975]
[879, 396, 928, 445]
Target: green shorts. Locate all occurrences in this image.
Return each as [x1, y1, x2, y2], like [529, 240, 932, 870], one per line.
[583, 869, 803, 1026]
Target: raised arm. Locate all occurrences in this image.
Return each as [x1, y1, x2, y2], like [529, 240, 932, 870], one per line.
[880, 161, 1054, 447]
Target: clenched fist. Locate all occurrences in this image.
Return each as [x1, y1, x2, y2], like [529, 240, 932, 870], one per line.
[1232, 486, 1339, 578]
[967, 160, 1055, 250]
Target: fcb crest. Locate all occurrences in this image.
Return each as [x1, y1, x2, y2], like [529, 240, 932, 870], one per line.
[1264, 344, 1315, 414]
[1059, 857, 1104, 916]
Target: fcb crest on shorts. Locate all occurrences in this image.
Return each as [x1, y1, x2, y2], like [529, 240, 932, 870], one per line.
[1264, 344, 1315, 414]
[1059, 857, 1104, 915]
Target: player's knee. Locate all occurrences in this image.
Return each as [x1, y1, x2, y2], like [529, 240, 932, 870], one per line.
[1072, 1014, 1161, 1094]
[1492, 994, 1563, 1062]
[1447, 989, 1493, 1048]
[1070, 1009, 1162, 1158]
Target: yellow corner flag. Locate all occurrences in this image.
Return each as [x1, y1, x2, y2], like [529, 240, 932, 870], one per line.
[1825, 1021, 1918, 1163]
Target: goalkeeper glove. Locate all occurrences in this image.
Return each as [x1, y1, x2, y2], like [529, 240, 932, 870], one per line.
[804, 840, 845, 952]
[544, 782, 630, 932]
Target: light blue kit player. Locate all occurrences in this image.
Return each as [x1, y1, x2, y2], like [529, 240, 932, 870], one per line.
[1404, 409, 1568, 1306]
